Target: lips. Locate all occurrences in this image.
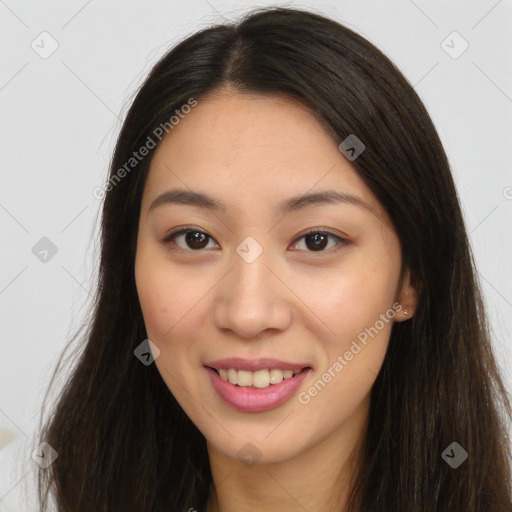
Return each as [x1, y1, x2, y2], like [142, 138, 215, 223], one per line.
[204, 357, 313, 412]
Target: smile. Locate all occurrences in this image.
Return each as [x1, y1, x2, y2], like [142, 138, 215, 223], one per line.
[211, 367, 306, 388]
[204, 359, 313, 412]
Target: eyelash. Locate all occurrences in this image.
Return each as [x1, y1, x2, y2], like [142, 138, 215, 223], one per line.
[162, 226, 349, 254]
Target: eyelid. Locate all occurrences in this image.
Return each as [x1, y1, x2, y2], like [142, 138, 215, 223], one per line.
[162, 226, 350, 252]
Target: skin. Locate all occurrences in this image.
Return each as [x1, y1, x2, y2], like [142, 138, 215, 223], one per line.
[134, 88, 417, 512]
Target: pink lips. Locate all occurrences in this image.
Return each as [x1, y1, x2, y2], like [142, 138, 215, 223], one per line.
[204, 358, 312, 412]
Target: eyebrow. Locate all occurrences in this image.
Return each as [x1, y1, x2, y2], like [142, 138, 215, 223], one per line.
[148, 188, 377, 216]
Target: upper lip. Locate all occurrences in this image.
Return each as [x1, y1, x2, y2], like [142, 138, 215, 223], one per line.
[204, 357, 312, 372]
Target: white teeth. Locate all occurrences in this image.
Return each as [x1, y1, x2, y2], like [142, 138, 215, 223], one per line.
[269, 369, 283, 385]
[216, 367, 305, 388]
[252, 369, 269, 388]
[237, 370, 252, 387]
[227, 368, 238, 385]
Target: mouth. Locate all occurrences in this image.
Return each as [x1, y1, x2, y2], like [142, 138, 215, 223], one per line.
[205, 363, 313, 412]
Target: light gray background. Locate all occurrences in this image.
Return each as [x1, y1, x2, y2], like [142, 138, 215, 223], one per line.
[1, 0, 511, 509]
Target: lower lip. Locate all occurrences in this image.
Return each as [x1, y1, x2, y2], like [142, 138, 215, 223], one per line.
[205, 366, 311, 412]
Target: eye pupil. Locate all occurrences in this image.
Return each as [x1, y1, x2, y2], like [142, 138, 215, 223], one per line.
[186, 231, 209, 249]
[306, 232, 328, 251]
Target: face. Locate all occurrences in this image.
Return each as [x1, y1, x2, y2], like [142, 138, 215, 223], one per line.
[134, 89, 415, 466]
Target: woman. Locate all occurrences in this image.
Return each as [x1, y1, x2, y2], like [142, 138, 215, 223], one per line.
[37, 6, 512, 511]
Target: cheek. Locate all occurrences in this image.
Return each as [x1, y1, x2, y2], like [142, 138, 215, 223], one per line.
[294, 243, 400, 388]
[297, 262, 396, 431]
[303, 261, 398, 340]
[135, 253, 204, 397]
[135, 251, 195, 341]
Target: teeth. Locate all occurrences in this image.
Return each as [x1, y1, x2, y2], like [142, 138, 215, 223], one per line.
[237, 370, 252, 387]
[227, 368, 238, 385]
[269, 369, 283, 385]
[216, 367, 305, 389]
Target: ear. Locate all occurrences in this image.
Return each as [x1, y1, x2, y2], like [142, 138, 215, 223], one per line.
[395, 268, 419, 322]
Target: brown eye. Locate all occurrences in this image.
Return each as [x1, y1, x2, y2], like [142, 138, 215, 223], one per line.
[163, 229, 218, 251]
[291, 230, 349, 253]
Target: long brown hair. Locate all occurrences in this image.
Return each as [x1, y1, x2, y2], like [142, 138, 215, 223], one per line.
[37, 6, 512, 511]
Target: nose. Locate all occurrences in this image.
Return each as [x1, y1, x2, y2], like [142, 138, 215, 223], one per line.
[213, 248, 292, 340]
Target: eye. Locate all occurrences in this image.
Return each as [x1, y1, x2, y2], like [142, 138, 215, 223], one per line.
[163, 228, 219, 251]
[290, 229, 349, 253]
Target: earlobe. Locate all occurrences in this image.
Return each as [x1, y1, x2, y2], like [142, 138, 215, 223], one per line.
[394, 305, 413, 322]
[399, 306, 412, 321]
[396, 304, 414, 322]
[396, 268, 419, 321]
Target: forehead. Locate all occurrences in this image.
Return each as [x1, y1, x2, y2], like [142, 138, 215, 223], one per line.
[142, 91, 384, 221]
